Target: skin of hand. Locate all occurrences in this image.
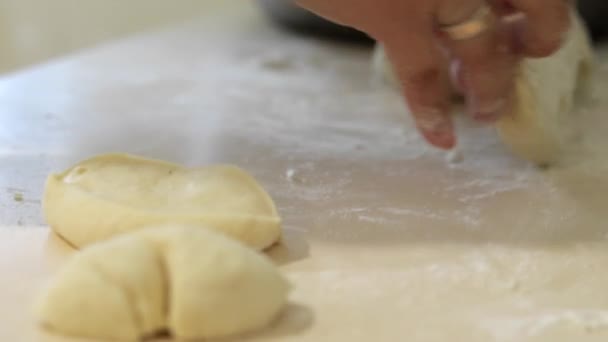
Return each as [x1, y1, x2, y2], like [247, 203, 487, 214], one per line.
[295, 0, 571, 149]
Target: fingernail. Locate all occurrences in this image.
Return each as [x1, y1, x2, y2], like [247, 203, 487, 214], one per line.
[417, 114, 449, 133]
[417, 114, 456, 149]
[424, 130, 456, 149]
[472, 99, 507, 123]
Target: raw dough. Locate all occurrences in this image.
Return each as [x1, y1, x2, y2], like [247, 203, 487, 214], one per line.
[35, 225, 291, 340]
[43, 153, 282, 250]
[372, 11, 594, 165]
[496, 11, 594, 165]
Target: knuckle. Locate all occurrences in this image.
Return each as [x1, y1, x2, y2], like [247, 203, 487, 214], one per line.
[526, 39, 561, 57]
[452, 33, 504, 66]
[399, 67, 443, 93]
[463, 60, 514, 98]
[399, 67, 449, 110]
[525, 2, 571, 57]
[462, 60, 502, 87]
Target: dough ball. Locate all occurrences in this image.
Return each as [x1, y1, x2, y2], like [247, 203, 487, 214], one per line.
[35, 225, 291, 340]
[496, 11, 594, 165]
[43, 153, 282, 250]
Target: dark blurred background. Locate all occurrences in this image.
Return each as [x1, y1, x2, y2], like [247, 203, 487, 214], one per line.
[258, 0, 608, 44]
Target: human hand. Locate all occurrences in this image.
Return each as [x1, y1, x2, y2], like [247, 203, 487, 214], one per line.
[295, 0, 571, 149]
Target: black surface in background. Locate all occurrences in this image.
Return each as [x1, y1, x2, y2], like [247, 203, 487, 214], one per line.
[258, 0, 608, 43]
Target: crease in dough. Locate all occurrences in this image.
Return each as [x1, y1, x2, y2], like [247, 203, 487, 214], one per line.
[85, 258, 144, 337]
[155, 238, 171, 331]
[137, 225, 291, 339]
[43, 153, 282, 250]
[84, 237, 166, 336]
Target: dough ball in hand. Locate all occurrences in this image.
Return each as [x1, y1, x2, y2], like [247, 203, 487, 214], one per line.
[371, 11, 594, 166]
[35, 225, 291, 340]
[496, 11, 594, 166]
[43, 153, 282, 250]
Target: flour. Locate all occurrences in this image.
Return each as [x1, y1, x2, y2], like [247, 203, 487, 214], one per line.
[481, 310, 608, 341]
[446, 148, 465, 165]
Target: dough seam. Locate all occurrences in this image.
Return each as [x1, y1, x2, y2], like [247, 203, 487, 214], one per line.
[154, 243, 171, 334]
[86, 258, 143, 336]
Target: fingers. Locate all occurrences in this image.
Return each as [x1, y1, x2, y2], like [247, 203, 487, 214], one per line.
[508, 0, 571, 57]
[438, 2, 518, 122]
[382, 26, 456, 149]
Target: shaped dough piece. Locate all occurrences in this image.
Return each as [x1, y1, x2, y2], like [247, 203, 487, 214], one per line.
[496, 11, 594, 165]
[43, 153, 281, 250]
[36, 225, 291, 340]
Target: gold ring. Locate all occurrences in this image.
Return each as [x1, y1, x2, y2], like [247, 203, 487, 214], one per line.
[439, 5, 494, 41]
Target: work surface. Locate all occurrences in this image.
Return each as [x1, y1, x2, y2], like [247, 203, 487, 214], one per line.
[2, 3, 608, 342]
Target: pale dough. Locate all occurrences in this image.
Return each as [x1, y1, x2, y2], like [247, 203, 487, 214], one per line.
[496, 11, 594, 165]
[35, 225, 291, 340]
[43, 153, 282, 250]
[372, 11, 594, 165]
